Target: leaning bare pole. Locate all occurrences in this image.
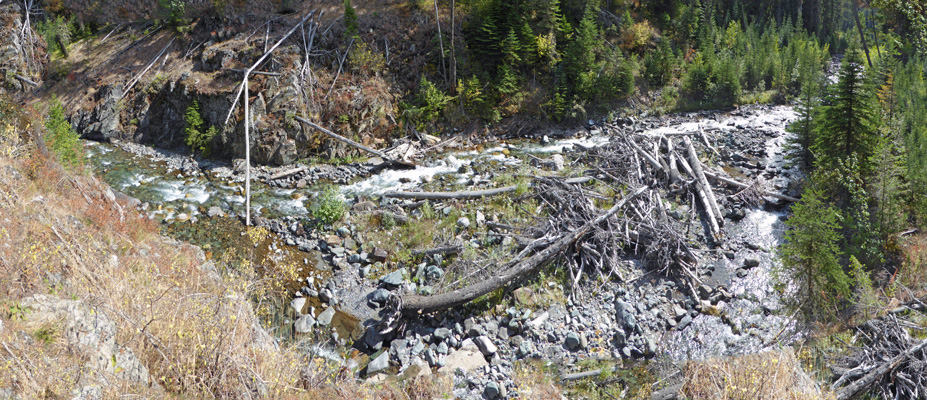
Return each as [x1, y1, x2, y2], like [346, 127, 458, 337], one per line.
[244, 75, 251, 225]
[225, 11, 315, 225]
[399, 186, 648, 316]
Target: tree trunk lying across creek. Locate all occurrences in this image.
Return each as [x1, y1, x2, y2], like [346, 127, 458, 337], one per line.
[396, 186, 648, 316]
[382, 177, 591, 200]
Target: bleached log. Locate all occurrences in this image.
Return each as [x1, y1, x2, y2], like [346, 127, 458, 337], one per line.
[561, 369, 602, 381]
[684, 137, 723, 228]
[676, 153, 721, 239]
[295, 116, 397, 162]
[383, 177, 591, 200]
[121, 37, 175, 99]
[665, 137, 682, 184]
[835, 337, 927, 400]
[411, 245, 463, 257]
[702, 170, 799, 203]
[269, 166, 307, 180]
[14, 74, 37, 87]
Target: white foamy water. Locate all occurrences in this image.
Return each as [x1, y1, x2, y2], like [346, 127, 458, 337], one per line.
[524, 135, 612, 153]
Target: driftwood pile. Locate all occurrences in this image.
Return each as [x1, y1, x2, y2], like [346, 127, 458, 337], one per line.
[832, 314, 927, 399]
[381, 126, 796, 319]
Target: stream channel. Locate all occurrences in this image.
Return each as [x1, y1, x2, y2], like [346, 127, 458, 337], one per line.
[85, 104, 802, 363]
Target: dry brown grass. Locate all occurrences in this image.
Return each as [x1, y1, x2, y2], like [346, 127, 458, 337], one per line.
[0, 101, 411, 398]
[897, 233, 927, 295]
[682, 348, 833, 400]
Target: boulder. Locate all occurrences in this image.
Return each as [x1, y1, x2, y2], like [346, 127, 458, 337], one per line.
[474, 336, 497, 357]
[294, 314, 315, 334]
[316, 307, 335, 326]
[437, 348, 488, 375]
[367, 351, 390, 374]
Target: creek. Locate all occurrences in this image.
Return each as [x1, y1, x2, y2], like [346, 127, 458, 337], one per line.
[85, 104, 802, 362]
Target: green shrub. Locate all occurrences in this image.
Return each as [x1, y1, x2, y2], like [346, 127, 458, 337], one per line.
[404, 76, 452, 129]
[184, 101, 217, 157]
[158, 0, 189, 31]
[313, 187, 345, 225]
[348, 42, 386, 76]
[45, 97, 83, 170]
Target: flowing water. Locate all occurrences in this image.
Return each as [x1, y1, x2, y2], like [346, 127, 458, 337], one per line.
[660, 105, 803, 359]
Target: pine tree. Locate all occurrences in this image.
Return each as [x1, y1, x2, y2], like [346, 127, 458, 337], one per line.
[501, 27, 522, 65]
[777, 186, 850, 321]
[788, 64, 823, 171]
[814, 48, 879, 171]
[344, 0, 358, 39]
[564, 4, 599, 98]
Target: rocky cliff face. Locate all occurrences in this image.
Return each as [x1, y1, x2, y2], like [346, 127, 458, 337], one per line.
[73, 70, 313, 165]
[66, 28, 399, 165]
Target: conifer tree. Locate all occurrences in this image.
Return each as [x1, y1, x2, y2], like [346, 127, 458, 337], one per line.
[814, 48, 879, 171]
[777, 186, 850, 321]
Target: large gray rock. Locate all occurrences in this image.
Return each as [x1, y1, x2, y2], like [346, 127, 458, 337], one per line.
[433, 327, 452, 342]
[316, 307, 336, 326]
[367, 351, 390, 374]
[369, 288, 392, 307]
[289, 297, 307, 318]
[551, 154, 565, 171]
[614, 300, 638, 333]
[456, 217, 471, 229]
[294, 314, 315, 334]
[474, 336, 497, 357]
[380, 270, 405, 287]
[484, 381, 502, 400]
[437, 347, 488, 375]
[564, 332, 584, 351]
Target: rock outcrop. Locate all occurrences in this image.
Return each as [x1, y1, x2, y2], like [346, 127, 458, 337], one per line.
[20, 294, 157, 389]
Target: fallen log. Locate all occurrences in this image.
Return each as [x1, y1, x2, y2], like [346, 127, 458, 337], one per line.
[398, 186, 648, 315]
[385, 185, 516, 200]
[675, 153, 720, 239]
[702, 170, 799, 203]
[269, 166, 307, 180]
[295, 116, 414, 167]
[683, 137, 723, 228]
[835, 337, 927, 400]
[665, 137, 682, 184]
[121, 37, 175, 99]
[383, 177, 591, 200]
[561, 369, 602, 381]
[411, 245, 463, 257]
[14, 75, 38, 87]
